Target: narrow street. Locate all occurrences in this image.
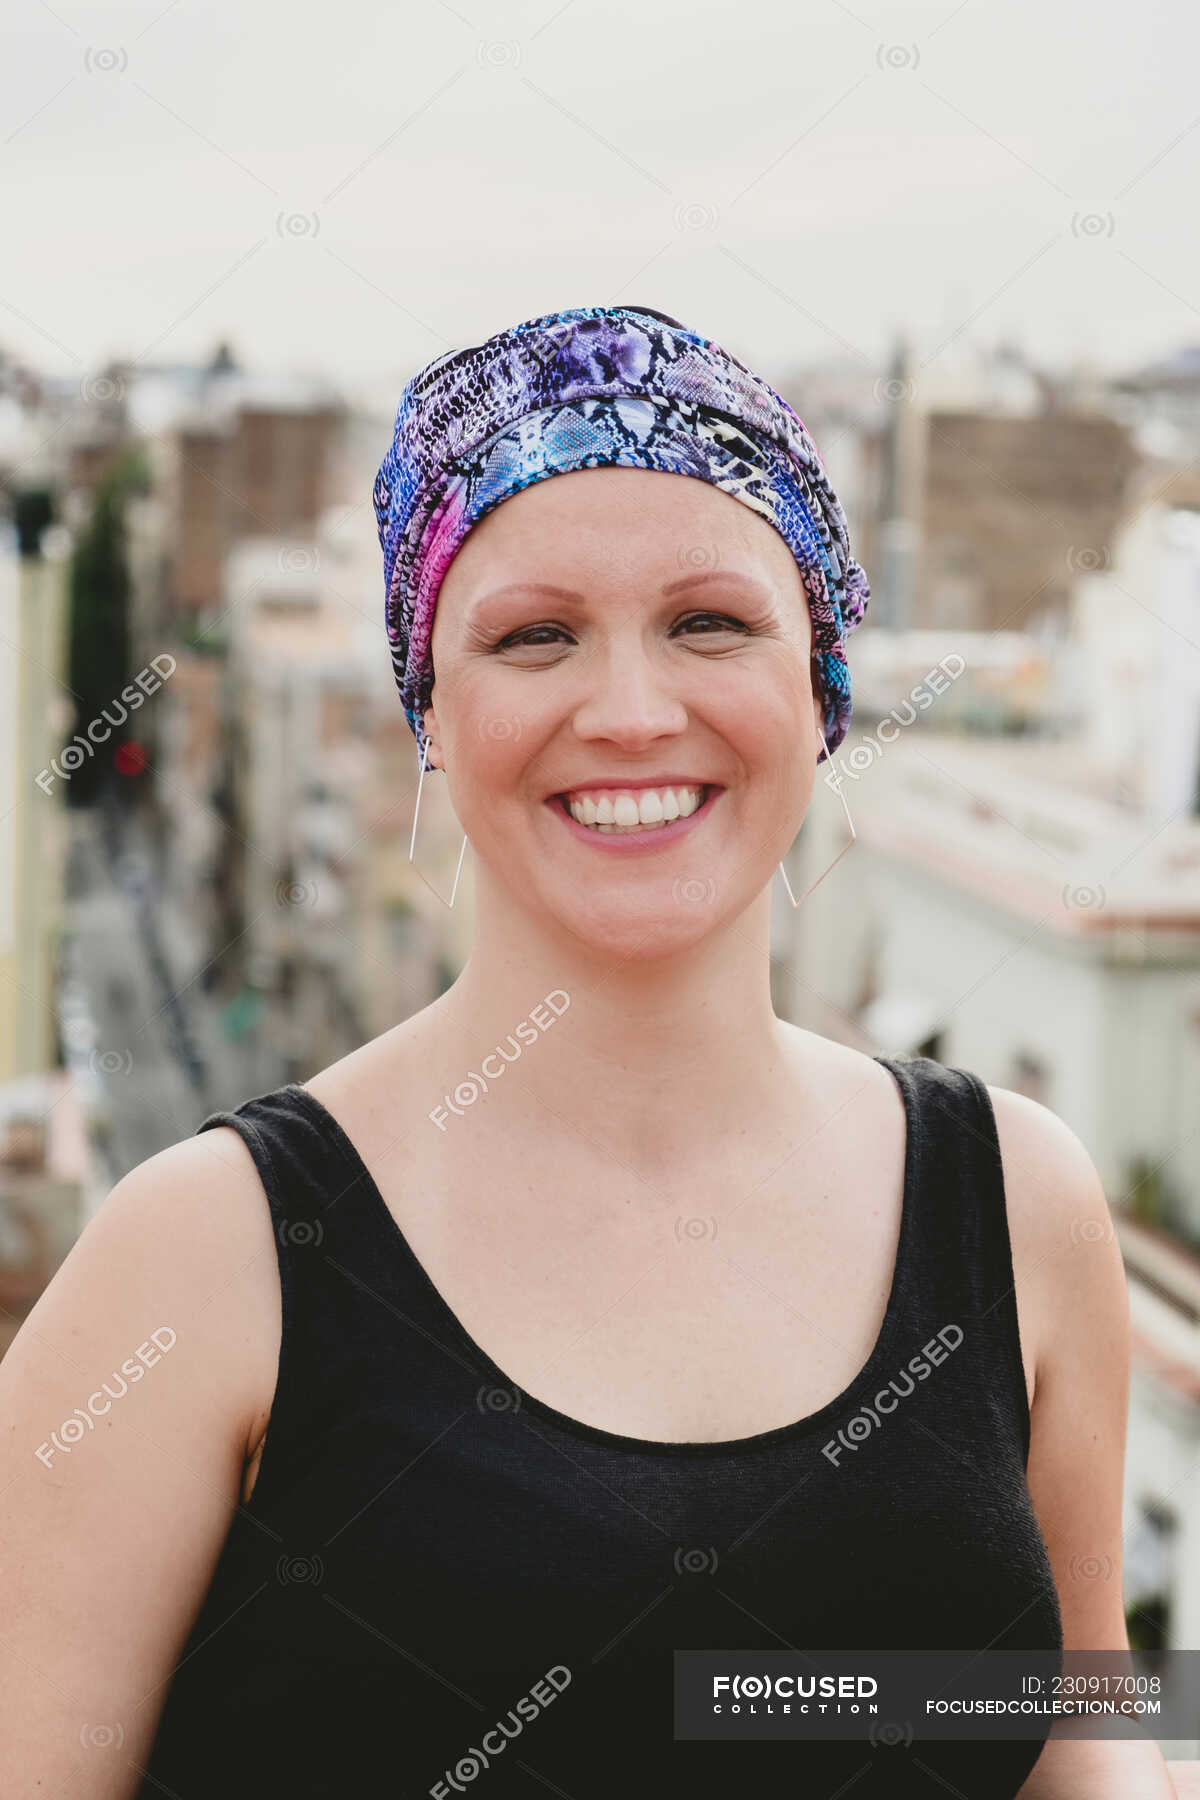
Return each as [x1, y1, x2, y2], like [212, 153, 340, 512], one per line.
[61, 802, 263, 1193]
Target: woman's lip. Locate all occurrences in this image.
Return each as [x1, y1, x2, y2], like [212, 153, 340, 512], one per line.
[551, 777, 715, 797]
[546, 784, 722, 851]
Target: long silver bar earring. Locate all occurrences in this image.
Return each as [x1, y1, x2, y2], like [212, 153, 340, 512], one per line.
[777, 725, 857, 908]
[409, 736, 469, 909]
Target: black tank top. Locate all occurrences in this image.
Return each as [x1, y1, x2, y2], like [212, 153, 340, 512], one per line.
[138, 1054, 1062, 1798]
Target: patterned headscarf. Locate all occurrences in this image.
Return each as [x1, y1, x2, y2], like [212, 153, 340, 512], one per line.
[373, 305, 870, 768]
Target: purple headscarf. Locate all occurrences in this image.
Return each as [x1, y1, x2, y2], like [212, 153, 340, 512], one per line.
[373, 305, 870, 767]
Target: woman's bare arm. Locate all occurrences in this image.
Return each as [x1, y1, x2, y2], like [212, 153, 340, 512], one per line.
[0, 1125, 280, 1799]
[990, 1087, 1178, 1800]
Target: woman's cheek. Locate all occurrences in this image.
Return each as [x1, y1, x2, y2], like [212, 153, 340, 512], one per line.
[450, 658, 556, 759]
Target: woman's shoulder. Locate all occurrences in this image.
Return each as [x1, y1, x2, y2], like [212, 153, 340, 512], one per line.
[774, 1021, 902, 1107]
[982, 1081, 1126, 1411]
[70, 1122, 282, 1316]
[296, 1009, 447, 1145]
[6, 1117, 283, 1496]
[983, 1081, 1116, 1264]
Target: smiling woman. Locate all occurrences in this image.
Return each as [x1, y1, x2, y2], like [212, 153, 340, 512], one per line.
[0, 307, 1179, 1800]
[417, 461, 827, 958]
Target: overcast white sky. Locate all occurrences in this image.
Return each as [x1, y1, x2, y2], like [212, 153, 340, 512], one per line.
[3, 0, 1199, 406]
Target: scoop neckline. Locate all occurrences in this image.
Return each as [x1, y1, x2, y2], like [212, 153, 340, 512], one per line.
[285, 1054, 922, 1459]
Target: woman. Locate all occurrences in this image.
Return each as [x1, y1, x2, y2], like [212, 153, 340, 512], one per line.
[0, 305, 1177, 1798]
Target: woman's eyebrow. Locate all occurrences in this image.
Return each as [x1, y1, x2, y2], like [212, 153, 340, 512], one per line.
[470, 570, 774, 614]
[660, 570, 774, 600]
[472, 582, 586, 608]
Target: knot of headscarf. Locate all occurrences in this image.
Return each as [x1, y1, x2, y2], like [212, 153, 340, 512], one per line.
[373, 304, 870, 767]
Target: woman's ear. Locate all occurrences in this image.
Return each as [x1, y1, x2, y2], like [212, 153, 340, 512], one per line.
[421, 705, 444, 772]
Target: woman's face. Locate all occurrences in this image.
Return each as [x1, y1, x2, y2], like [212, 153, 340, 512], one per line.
[424, 466, 824, 958]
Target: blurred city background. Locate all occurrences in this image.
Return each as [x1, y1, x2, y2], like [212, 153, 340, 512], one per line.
[2, 0, 1199, 1756]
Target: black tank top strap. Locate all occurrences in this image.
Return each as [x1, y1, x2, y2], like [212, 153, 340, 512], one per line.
[198, 1084, 346, 1233]
[875, 1053, 1032, 1467]
[195, 1084, 386, 1514]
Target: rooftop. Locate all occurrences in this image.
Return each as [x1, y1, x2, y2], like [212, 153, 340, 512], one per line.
[844, 732, 1200, 937]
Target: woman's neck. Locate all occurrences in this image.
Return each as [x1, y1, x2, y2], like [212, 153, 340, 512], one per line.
[421, 874, 798, 1175]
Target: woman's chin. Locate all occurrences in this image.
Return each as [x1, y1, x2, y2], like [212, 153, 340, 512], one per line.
[540, 892, 734, 961]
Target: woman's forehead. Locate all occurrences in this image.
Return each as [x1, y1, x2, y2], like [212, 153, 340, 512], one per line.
[452, 466, 798, 571]
[436, 485, 810, 629]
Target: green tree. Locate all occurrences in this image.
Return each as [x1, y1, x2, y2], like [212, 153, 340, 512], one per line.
[64, 447, 149, 806]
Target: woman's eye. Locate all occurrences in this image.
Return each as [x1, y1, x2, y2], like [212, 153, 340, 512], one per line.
[673, 611, 749, 637]
[494, 624, 572, 650]
[492, 612, 749, 652]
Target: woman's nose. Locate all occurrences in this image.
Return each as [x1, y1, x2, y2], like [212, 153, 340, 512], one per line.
[569, 643, 689, 747]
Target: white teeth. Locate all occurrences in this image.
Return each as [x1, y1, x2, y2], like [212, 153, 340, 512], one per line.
[564, 785, 707, 833]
